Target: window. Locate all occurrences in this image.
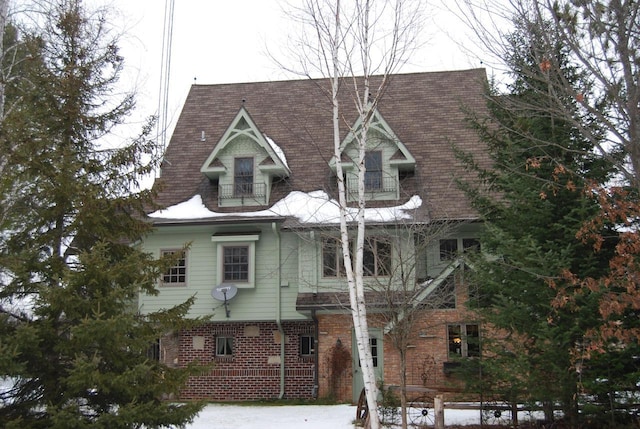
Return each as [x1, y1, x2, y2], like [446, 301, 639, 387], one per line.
[300, 335, 315, 357]
[439, 239, 458, 261]
[212, 234, 259, 288]
[364, 151, 383, 190]
[147, 339, 160, 361]
[462, 238, 480, 253]
[223, 246, 249, 282]
[363, 238, 391, 276]
[216, 336, 234, 356]
[358, 337, 379, 367]
[234, 157, 254, 196]
[161, 250, 186, 285]
[448, 324, 480, 359]
[322, 237, 346, 277]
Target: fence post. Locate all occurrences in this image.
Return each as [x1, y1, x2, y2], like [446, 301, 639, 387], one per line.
[434, 394, 445, 429]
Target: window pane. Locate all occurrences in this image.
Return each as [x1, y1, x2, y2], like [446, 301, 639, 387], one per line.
[364, 151, 382, 190]
[322, 237, 346, 277]
[466, 324, 480, 357]
[370, 338, 378, 367]
[363, 238, 391, 276]
[234, 157, 253, 195]
[300, 335, 315, 356]
[322, 238, 338, 277]
[439, 239, 458, 260]
[162, 250, 186, 284]
[216, 337, 233, 356]
[448, 325, 462, 357]
[223, 246, 249, 281]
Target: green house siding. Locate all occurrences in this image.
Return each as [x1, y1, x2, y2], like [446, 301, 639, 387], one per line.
[139, 223, 307, 321]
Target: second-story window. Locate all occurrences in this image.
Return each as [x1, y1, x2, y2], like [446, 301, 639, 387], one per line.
[363, 238, 391, 277]
[234, 157, 254, 196]
[364, 151, 383, 190]
[322, 237, 346, 277]
[161, 249, 187, 286]
[223, 246, 249, 282]
[439, 239, 458, 261]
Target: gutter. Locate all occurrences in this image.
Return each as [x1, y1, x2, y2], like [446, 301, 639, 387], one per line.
[272, 222, 286, 399]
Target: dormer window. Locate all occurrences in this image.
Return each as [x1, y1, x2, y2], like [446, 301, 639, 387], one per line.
[364, 151, 383, 190]
[200, 107, 290, 208]
[234, 157, 254, 196]
[329, 110, 415, 202]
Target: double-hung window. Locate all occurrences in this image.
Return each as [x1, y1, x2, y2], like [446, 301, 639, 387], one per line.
[212, 233, 259, 288]
[234, 157, 254, 196]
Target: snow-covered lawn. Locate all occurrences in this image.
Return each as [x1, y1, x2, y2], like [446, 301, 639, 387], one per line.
[186, 403, 484, 428]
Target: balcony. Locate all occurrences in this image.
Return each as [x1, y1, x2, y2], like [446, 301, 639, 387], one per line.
[218, 182, 267, 206]
[347, 176, 398, 200]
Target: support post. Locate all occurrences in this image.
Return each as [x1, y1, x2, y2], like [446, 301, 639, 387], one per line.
[434, 394, 445, 429]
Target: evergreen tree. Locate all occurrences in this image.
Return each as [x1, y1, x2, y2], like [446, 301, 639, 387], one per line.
[457, 18, 628, 427]
[0, 1, 204, 427]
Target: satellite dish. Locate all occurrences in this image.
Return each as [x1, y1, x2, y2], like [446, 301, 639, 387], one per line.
[211, 284, 238, 318]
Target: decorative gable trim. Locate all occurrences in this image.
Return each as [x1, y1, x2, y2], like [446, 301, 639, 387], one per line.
[328, 110, 416, 171]
[201, 107, 291, 180]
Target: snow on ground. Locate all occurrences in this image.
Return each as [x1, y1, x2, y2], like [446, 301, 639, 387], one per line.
[186, 404, 483, 428]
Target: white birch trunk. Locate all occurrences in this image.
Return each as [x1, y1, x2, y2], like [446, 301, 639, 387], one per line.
[329, 2, 380, 427]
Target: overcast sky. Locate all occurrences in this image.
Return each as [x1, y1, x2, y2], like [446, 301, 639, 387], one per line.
[107, 0, 486, 132]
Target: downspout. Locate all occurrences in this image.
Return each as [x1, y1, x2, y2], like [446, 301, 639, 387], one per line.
[272, 222, 286, 399]
[312, 309, 319, 399]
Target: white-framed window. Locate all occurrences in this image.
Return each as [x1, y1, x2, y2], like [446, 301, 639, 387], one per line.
[216, 336, 234, 357]
[161, 249, 187, 286]
[212, 234, 259, 288]
[448, 324, 480, 359]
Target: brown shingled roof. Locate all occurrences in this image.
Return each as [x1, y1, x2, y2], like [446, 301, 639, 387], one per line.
[153, 69, 490, 221]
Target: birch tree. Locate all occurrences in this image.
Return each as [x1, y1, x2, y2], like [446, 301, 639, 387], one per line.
[283, 1, 423, 427]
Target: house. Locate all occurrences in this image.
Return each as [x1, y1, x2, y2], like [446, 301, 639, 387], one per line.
[139, 69, 490, 403]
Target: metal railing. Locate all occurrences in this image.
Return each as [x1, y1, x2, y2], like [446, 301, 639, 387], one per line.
[218, 182, 267, 204]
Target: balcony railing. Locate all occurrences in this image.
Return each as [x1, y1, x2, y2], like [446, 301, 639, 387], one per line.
[347, 176, 397, 195]
[219, 182, 267, 205]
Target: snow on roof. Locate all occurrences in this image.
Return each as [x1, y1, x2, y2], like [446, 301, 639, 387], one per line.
[148, 191, 422, 224]
[264, 134, 289, 169]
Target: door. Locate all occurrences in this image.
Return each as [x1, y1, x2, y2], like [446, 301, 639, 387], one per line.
[352, 328, 384, 403]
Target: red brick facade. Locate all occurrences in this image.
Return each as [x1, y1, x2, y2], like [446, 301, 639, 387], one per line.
[175, 321, 316, 401]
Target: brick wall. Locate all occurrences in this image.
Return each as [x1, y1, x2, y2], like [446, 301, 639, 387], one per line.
[176, 321, 316, 401]
[316, 274, 478, 403]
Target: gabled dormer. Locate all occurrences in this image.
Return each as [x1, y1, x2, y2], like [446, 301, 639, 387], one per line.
[329, 110, 415, 201]
[201, 107, 290, 207]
